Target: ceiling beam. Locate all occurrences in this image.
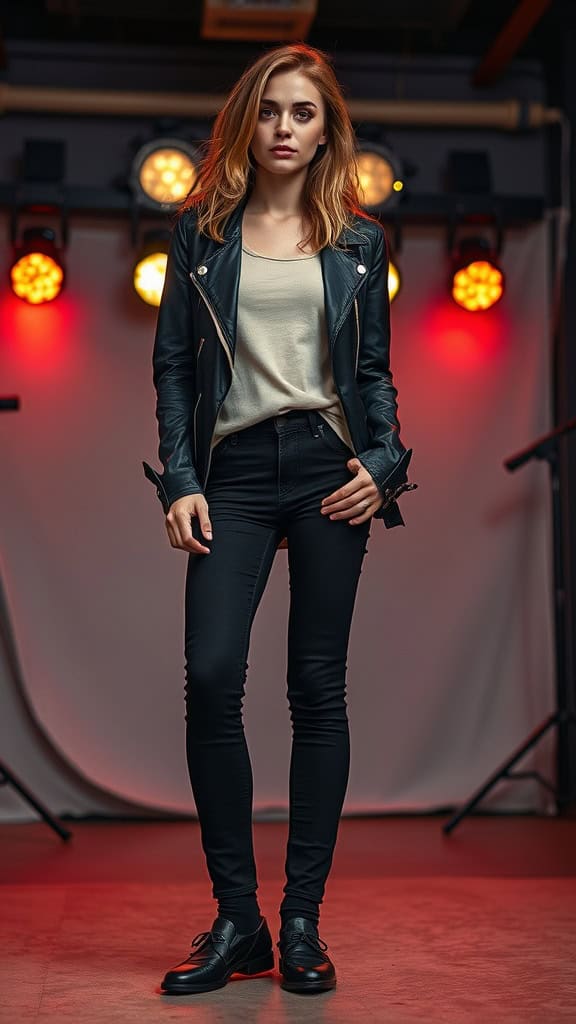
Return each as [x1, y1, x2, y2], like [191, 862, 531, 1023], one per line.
[472, 0, 552, 87]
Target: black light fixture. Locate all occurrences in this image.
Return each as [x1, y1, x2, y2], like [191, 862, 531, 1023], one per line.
[445, 151, 505, 311]
[445, 149, 493, 196]
[9, 139, 68, 304]
[129, 138, 201, 210]
[355, 140, 406, 212]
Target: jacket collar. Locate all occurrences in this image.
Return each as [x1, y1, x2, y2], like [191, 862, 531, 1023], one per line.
[191, 190, 371, 356]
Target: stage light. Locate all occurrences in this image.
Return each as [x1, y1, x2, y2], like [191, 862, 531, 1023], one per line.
[133, 231, 170, 306]
[130, 139, 200, 210]
[450, 237, 504, 311]
[356, 143, 405, 211]
[388, 258, 402, 303]
[9, 228, 65, 304]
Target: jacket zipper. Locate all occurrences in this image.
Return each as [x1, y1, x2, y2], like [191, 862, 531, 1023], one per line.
[189, 272, 234, 487]
[353, 296, 360, 377]
[330, 290, 363, 455]
[193, 336, 206, 461]
[193, 391, 202, 464]
[189, 273, 234, 375]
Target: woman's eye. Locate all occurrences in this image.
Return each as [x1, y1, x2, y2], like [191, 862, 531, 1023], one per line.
[259, 109, 312, 121]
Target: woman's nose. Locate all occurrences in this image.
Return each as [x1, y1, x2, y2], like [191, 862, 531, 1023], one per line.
[276, 113, 292, 134]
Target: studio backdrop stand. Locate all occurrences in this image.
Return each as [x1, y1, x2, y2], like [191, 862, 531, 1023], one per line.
[1, 395, 72, 840]
[0, 760, 71, 840]
[444, 418, 576, 834]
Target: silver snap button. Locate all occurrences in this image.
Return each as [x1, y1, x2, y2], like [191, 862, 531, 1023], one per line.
[356, 263, 366, 274]
[197, 265, 207, 276]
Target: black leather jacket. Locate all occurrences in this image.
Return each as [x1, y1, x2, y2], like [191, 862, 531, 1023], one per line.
[143, 190, 413, 530]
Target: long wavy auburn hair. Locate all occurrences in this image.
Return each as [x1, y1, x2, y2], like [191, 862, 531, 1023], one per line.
[177, 42, 380, 251]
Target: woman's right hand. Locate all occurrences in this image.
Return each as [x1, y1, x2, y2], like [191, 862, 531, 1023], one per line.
[165, 494, 213, 554]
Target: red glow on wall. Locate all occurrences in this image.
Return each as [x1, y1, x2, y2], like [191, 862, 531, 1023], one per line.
[0, 292, 83, 379]
[424, 299, 510, 373]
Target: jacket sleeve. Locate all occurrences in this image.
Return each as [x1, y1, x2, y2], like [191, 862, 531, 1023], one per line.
[142, 213, 204, 514]
[354, 224, 413, 523]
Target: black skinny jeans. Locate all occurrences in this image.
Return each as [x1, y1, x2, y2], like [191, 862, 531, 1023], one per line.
[183, 408, 372, 915]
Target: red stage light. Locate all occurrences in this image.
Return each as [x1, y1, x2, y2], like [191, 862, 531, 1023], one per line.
[9, 228, 65, 305]
[450, 238, 504, 312]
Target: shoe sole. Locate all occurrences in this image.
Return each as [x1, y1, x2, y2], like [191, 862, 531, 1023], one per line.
[280, 976, 336, 993]
[160, 951, 275, 994]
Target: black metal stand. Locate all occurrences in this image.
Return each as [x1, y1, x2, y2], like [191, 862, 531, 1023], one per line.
[444, 418, 576, 834]
[1, 395, 72, 840]
[0, 760, 72, 840]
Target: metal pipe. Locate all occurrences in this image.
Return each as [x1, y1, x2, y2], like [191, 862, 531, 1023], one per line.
[0, 83, 562, 129]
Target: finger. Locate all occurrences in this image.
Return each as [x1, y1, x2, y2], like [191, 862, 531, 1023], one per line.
[349, 502, 378, 525]
[321, 475, 373, 509]
[166, 517, 189, 550]
[167, 511, 211, 554]
[165, 519, 178, 548]
[321, 486, 358, 510]
[327, 492, 378, 521]
[322, 484, 374, 516]
[333, 508, 373, 524]
[181, 515, 212, 553]
[199, 516, 213, 543]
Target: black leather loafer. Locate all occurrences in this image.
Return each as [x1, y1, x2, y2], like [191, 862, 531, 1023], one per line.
[277, 916, 336, 993]
[160, 915, 274, 994]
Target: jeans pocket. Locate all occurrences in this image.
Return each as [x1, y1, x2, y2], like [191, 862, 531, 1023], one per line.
[317, 419, 354, 456]
[212, 433, 238, 459]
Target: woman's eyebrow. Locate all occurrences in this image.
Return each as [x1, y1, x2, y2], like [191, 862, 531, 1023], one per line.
[260, 98, 317, 108]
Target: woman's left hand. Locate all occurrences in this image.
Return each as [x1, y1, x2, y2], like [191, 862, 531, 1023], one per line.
[320, 457, 383, 524]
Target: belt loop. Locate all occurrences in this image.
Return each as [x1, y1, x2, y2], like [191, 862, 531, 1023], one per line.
[307, 410, 320, 437]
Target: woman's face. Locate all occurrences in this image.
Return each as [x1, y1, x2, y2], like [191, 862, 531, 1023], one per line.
[250, 68, 328, 177]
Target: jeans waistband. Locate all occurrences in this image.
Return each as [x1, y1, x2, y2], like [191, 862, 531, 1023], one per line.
[229, 409, 323, 440]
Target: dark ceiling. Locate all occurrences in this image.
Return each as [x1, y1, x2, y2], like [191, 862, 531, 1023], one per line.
[0, 0, 571, 65]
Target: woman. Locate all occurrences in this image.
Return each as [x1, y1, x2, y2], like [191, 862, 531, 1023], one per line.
[143, 42, 414, 997]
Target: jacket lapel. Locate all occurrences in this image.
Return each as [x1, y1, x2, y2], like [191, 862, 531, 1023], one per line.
[192, 192, 369, 358]
[320, 240, 368, 352]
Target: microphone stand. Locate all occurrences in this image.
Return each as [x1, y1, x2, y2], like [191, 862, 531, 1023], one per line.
[444, 417, 576, 834]
[0, 396, 72, 839]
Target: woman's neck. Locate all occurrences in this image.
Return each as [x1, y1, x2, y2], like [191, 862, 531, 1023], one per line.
[246, 169, 307, 221]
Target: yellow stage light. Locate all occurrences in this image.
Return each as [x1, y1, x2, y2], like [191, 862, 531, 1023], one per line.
[388, 259, 401, 303]
[131, 139, 200, 209]
[134, 252, 168, 307]
[133, 232, 170, 306]
[357, 144, 405, 210]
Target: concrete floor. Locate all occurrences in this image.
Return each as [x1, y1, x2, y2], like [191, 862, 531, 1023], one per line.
[1, 816, 575, 1022]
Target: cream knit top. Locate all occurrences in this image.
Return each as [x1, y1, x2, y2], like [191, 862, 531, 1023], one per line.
[211, 244, 355, 453]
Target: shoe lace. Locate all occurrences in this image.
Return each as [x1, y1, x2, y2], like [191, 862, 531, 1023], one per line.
[279, 930, 329, 955]
[189, 929, 227, 953]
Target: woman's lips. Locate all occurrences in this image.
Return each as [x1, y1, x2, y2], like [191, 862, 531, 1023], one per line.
[270, 148, 295, 157]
